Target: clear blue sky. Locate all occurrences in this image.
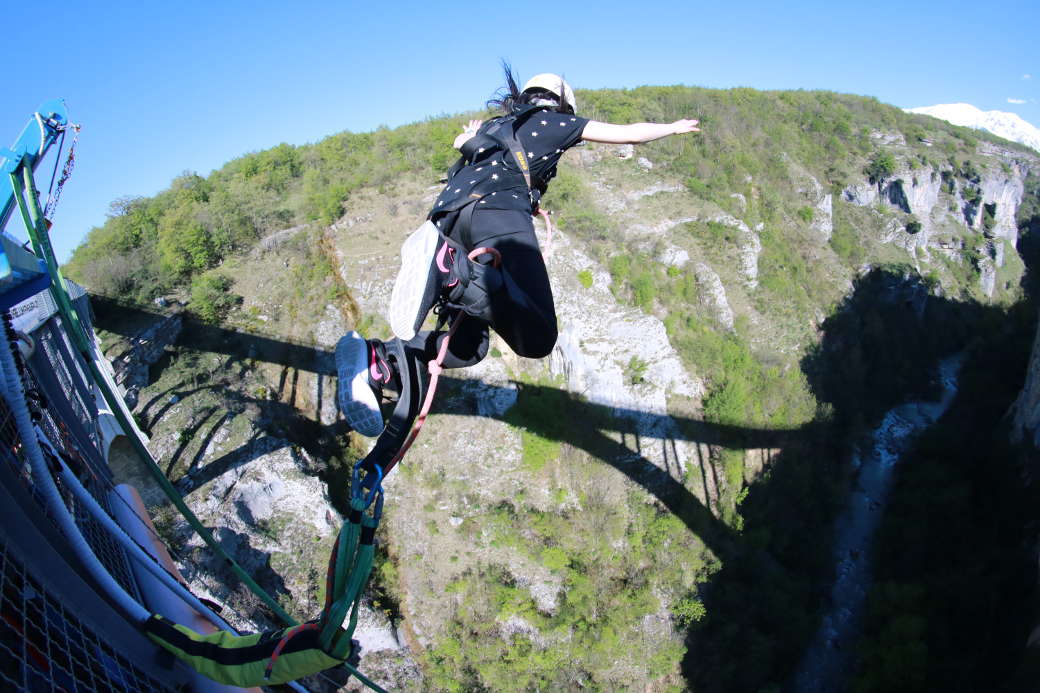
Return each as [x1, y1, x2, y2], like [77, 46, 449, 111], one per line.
[4, 0, 1038, 262]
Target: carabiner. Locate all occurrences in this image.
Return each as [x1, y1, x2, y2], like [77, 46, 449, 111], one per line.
[351, 460, 384, 508]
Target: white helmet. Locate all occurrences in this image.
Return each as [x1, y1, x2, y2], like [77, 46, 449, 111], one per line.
[522, 73, 576, 113]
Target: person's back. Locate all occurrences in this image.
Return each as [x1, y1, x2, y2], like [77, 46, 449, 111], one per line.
[336, 66, 701, 440]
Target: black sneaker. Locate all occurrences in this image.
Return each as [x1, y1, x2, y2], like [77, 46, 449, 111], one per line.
[335, 331, 397, 437]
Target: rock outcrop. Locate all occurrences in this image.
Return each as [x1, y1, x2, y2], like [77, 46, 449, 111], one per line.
[840, 150, 1034, 296]
[110, 309, 183, 408]
[811, 193, 834, 242]
[1010, 317, 1040, 452]
[693, 262, 735, 331]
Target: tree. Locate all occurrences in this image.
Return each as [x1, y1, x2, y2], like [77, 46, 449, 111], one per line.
[865, 151, 896, 185]
[157, 202, 216, 278]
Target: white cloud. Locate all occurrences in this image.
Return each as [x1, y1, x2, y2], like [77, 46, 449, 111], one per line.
[1008, 98, 1027, 104]
[1024, 74, 1033, 80]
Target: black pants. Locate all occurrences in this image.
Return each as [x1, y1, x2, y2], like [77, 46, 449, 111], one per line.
[407, 208, 557, 369]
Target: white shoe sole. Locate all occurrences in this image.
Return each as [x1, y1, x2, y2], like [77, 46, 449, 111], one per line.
[335, 331, 384, 437]
[389, 220, 440, 341]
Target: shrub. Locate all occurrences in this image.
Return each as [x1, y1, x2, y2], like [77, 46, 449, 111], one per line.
[703, 378, 751, 426]
[189, 272, 241, 322]
[963, 185, 983, 206]
[959, 159, 981, 182]
[627, 356, 649, 385]
[631, 271, 657, 308]
[577, 269, 594, 288]
[982, 202, 997, 233]
[673, 596, 707, 628]
[864, 151, 896, 184]
[541, 547, 570, 572]
[608, 254, 631, 282]
[685, 177, 710, 198]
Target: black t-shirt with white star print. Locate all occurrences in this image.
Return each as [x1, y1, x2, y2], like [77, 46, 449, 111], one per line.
[511, 109, 589, 193]
[431, 108, 589, 215]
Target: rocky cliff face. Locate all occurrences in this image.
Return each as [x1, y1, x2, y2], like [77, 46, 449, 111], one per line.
[108, 309, 182, 408]
[112, 122, 1040, 690]
[1011, 319, 1040, 452]
[842, 138, 1033, 297]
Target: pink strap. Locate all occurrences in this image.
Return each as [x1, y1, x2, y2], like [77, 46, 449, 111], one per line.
[537, 209, 554, 255]
[264, 622, 321, 679]
[383, 213, 556, 476]
[384, 247, 503, 474]
[466, 246, 502, 266]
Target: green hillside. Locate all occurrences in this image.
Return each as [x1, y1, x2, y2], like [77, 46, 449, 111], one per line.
[68, 86, 1040, 692]
[67, 86, 1017, 303]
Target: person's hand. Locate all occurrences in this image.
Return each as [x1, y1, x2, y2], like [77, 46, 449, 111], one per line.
[454, 119, 485, 149]
[672, 119, 701, 134]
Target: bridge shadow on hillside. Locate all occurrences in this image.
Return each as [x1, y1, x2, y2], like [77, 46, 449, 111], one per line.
[90, 266, 1027, 691]
[92, 295, 335, 377]
[92, 296, 788, 559]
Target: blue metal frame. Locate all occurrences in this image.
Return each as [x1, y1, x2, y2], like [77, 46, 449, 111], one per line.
[1, 98, 68, 231]
[0, 100, 67, 306]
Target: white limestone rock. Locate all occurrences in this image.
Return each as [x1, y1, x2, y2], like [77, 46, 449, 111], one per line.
[979, 255, 997, 297]
[657, 244, 690, 268]
[626, 217, 698, 239]
[897, 170, 942, 225]
[541, 228, 703, 480]
[979, 174, 1026, 244]
[811, 193, 834, 242]
[1010, 320, 1040, 450]
[707, 212, 762, 288]
[842, 182, 878, 206]
[693, 262, 735, 331]
[626, 182, 683, 201]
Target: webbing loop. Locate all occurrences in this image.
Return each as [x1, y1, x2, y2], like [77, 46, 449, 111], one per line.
[385, 309, 466, 473]
[467, 246, 502, 267]
[263, 622, 321, 681]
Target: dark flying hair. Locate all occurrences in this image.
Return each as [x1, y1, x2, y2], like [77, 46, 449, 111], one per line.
[487, 60, 573, 115]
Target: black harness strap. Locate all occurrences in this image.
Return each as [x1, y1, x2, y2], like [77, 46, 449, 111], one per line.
[482, 105, 543, 192]
[442, 105, 544, 250]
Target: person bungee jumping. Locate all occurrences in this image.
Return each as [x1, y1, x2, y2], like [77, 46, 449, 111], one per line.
[337, 65, 701, 437]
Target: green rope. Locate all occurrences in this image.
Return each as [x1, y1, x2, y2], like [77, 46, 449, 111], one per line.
[340, 660, 388, 693]
[333, 504, 362, 602]
[334, 543, 375, 657]
[320, 470, 382, 667]
[9, 164, 295, 625]
[9, 159, 389, 692]
[321, 497, 378, 654]
[320, 513, 361, 650]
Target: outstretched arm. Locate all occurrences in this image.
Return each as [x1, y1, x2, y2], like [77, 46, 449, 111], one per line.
[581, 119, 700, 144]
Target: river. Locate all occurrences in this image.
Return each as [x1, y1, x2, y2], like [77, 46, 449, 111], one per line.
[793, 356, 964, 692]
